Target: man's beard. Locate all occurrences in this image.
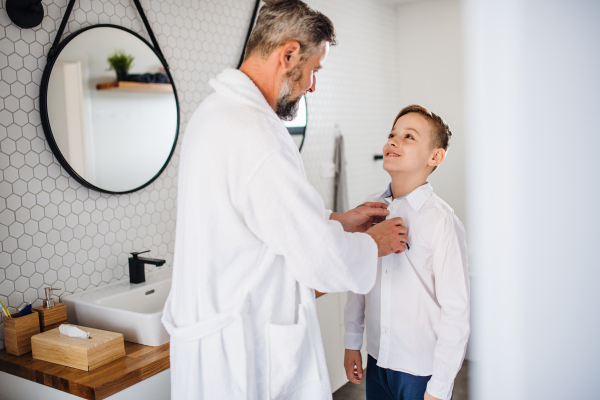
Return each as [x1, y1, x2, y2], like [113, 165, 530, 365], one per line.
[275, 65, 304, 121]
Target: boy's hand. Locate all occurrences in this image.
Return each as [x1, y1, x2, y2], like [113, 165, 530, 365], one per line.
[424, 391, 442, 400]
[330, 203, 390, 233]
[344, 349, 363, 384]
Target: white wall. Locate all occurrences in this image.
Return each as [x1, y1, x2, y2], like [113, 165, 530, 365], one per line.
[464, 0, 600, 398]
[394, 0, 466, 223]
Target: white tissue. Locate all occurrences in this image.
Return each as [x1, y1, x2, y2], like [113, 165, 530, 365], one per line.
[59, 324, 90, 339]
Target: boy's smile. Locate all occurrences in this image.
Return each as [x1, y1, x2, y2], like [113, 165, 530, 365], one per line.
[383, 112, 436, 174]
[381, 111, 446, 199]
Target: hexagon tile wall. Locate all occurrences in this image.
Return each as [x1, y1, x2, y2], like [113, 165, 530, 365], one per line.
[0, 0, 256, 349]
[0, 0, 399, 349]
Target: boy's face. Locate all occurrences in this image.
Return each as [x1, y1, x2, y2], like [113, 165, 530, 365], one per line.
[382, 113, 443, 175]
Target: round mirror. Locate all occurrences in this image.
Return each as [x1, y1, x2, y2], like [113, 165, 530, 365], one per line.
[40, 25, 179, 194]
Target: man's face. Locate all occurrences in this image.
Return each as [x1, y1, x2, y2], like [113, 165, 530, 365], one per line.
[276, 42, 329, 120]
[383, 113, 437, 174]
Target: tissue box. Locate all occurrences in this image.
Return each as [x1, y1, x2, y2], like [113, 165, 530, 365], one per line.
[31, 324, 125, 371]
[3, 312, 40, 356]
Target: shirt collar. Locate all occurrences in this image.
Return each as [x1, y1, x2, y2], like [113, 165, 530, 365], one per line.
[381, 182, 433, 212]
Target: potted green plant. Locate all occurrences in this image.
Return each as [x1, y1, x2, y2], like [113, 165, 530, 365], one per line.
[107, 49, 134, 81]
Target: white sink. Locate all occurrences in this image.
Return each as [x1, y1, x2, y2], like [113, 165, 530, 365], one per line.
[61, 268, 172, 346]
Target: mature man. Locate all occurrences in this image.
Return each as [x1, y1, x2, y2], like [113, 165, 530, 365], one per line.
[162, 1, 408, 399]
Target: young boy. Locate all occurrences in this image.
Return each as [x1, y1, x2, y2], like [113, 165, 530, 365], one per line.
[343, 105, 470, 400]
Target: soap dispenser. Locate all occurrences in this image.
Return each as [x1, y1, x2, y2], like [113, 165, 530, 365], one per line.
[33, 287, 68, 332]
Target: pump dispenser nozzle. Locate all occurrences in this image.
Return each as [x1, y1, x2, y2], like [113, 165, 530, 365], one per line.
[43, 287, 61, 308]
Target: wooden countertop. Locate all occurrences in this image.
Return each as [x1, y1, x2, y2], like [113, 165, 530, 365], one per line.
[0, 341, 169, 400]
[1, 291, 325, 398]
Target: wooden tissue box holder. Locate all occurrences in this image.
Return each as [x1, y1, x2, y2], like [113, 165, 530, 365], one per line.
[31, 324, 126, 371]
[3, 312, 41, 356]
[33, 303, 68, 332]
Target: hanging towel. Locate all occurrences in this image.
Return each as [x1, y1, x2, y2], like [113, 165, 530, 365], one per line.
[334, 133, 349, 213]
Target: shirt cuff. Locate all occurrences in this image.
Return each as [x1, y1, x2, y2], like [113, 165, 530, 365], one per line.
[344, 332, 363, 351]
[325, 209, 333, 220]
[426, 378, 454, 400]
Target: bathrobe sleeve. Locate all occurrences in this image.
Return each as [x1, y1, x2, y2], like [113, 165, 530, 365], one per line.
[426, 214, 471, 400]
[238, 151, 378, 294]
[343, 291, 366, 350]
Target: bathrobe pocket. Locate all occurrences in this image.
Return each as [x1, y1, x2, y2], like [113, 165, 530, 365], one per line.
[267, 305, 321, 399]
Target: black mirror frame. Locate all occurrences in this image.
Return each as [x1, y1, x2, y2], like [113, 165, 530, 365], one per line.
[39, 24, 180, 195]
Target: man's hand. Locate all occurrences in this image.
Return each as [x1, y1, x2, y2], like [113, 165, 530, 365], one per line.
[330, 203, 389, 233]
[424, 391, 442, 400]
[344, 349, 363, 384]
[366, 217, 408, 256]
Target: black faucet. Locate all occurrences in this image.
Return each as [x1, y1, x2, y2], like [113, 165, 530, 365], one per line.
[128, 251, 165, 284]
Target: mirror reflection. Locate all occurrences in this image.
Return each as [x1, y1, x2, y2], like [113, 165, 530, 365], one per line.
[283, 96, 307, 149]
[45, 26, 178, 193]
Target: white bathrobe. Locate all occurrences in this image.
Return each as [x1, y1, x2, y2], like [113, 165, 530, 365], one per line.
[162, 69, 378, 400]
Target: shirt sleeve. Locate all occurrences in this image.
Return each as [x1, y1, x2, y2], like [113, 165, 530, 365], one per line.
[426, 214, 471, 400]
[344, 291, 366, 350]
[239, 151, 379, 294]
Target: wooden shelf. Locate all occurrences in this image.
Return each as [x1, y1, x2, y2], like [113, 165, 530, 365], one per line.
[0, 341, 169, 400]
[96, 81, 173, 92]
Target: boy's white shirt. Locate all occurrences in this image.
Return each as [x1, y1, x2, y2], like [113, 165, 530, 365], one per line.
[344, 183, 470, 400]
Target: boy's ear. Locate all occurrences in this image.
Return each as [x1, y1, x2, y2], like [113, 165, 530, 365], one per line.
[427, 148, 446, 168]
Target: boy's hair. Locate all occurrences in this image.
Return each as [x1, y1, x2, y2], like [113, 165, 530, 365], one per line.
[243, 0, 337, 63]
[393, 105, 452, 151]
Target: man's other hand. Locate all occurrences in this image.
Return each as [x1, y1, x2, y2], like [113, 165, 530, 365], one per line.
[330, 203, 389, 233]
[366, 217, 408, 256]
[344, 349, 363, 385]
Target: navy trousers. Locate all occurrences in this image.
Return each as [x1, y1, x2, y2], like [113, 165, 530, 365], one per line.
[366, 355, 433, 400]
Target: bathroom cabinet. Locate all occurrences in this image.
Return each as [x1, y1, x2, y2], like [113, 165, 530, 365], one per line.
[316, 291, 368, 393]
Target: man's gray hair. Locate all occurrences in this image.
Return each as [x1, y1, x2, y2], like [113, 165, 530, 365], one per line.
[243, 0, 337, 63]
